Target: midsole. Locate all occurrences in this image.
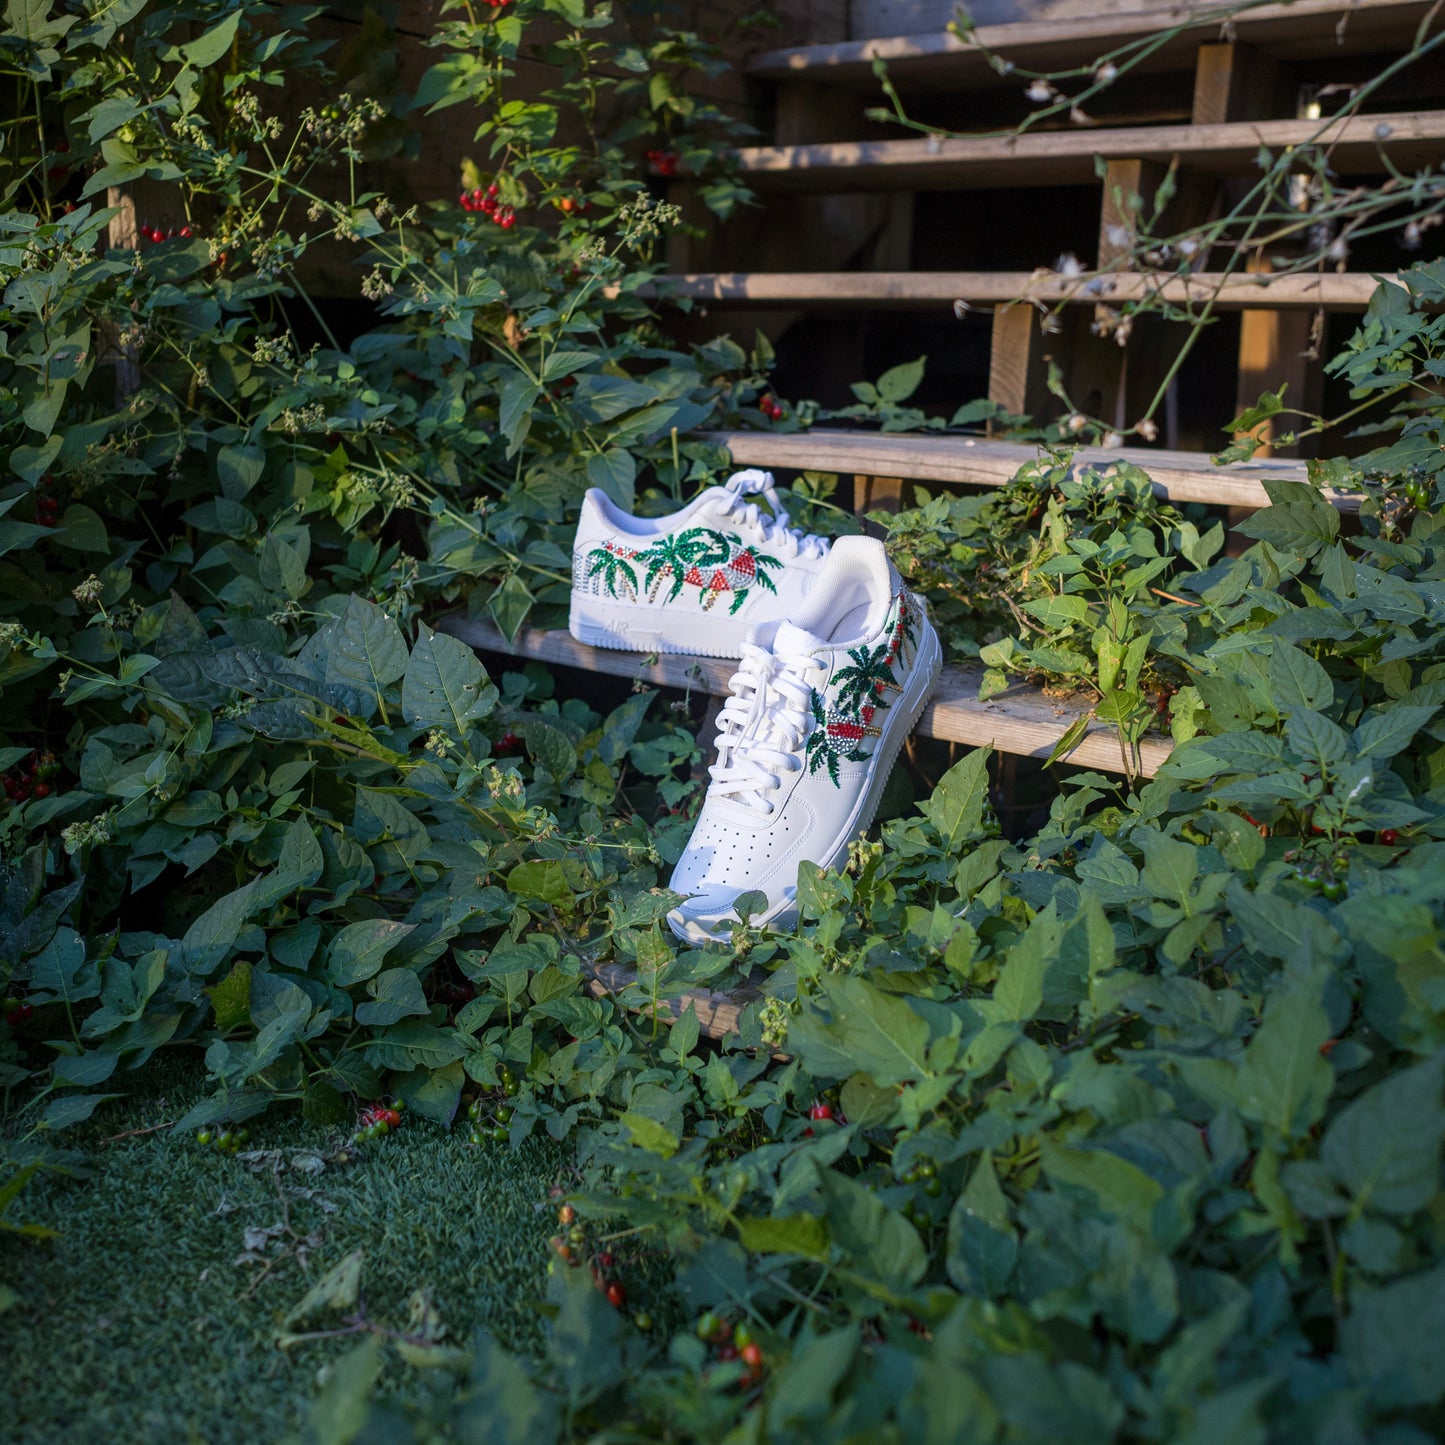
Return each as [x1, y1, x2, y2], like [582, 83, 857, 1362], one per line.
[569, 595, 752, 657]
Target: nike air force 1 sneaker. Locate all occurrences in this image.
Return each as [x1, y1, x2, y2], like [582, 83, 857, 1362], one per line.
[569, 469, 831, 658]
[668, 535, 942, 942]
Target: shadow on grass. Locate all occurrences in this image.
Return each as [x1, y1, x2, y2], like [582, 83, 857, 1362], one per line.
[2, 1055, 569, 1444]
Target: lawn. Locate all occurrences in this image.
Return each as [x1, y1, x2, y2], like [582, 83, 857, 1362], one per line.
[2, 1060, 568, 1445]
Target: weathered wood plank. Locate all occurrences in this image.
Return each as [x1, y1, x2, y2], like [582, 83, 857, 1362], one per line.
[694, 428, 1360, 511]
[730, 111, 1445, 191]
[747, 0, 1439, 91]
[583, 961, 758, 1041]
[436, 615, 1176, 777]
[639, 269, 1386, 308]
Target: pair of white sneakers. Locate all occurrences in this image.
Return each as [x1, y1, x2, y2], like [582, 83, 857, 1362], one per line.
[570, 469, 942, 944]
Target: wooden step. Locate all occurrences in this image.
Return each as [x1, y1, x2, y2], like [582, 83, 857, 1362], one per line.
[646, 270, 1385, 309]
[745, 0, 1440, 92]
[436, 616, 1176, 777]
[732, 110, 1445, 191]
[695, 428, 1358, 512]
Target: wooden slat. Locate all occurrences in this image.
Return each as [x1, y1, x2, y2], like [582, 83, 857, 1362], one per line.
[745, 0, 1441, 91]
[730, 110, 1445, 191]
[695, 428, 1361, 511]
[643, 269, 1384, 309]
[436, 616, 1175, 777]
[584, 962, 758, 1039]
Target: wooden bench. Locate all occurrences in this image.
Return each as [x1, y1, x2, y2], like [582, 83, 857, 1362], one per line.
[744, 0, 1440, 93]
[729, 111, 1445, 191]
[644, 270, 1386, 311]
[437, 614, 1177, 778]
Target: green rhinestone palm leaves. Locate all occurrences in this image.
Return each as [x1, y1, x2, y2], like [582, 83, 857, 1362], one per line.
[586, 544, 638, 600]
[833, 642, 901, 713]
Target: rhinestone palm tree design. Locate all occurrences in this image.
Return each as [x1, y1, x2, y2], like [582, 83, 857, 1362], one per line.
[590, 526, 782, 613]
[584, 542, 638, 600]
[803, 591, 919, 785]
[804, 691, 880, 784]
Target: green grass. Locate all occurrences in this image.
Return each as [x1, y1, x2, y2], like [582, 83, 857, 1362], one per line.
[2, 1059, 568, 1444]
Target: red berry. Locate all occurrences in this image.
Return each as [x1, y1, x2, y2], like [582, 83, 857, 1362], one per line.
[459, 191, 471, 208]
[487, 182, 500, 198]
[1380, 829, 1399, 845]
[809, 1102, 834, 1121]
[740, 1342, 763, 1369]
[595, 1251, 614, 1270]
[179, 225, 193, 238]
[33, 782, 51, 799]
[383, 1109, 401, 1128]
[605, 1282, 626, 1308]
[716, 1343, 738, 1362]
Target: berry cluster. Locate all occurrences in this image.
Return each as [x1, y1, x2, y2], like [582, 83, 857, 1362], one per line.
[458, 182, 516, 228]
[33, 476, 59, 529]
[140, 222, 195, 244]
[463, 1063, 520, 1144]
[695, 1311, 766, 1390]
[758, 394, 786, 422]
[4, 992, 33, 1028]
[548, 1199, 634, 1315]
[195, 1125, 251, 1154]
[481, 0, 513, 8]
[645, 149, 680, 177]
[3, 751, 59, 806]
[465, 1095, 512, 1144]
[353, 1099, 404, 1144]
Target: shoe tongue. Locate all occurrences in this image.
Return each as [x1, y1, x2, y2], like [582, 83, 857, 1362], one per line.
[772, 621, 827, 659]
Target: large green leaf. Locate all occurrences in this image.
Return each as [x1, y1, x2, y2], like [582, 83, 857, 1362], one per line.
[402, 622, 497, 734]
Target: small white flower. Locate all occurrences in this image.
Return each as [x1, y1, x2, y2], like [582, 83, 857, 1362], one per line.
[1067, 413, 1088, 433]
[1375, 122, 1394, 141]
[1069, 106, 1091, 125]
[1101, 431, 1122, 448]
[1135, 418, 1159, 442]
[1025, 79, 1056, 104]
[952, 298, 973, 318]
[1094, 62, 1117, 84]
[1054, 252, 1084, 277]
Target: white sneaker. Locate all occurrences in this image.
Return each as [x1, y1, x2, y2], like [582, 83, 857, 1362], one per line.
[569, 469, 831, 657]
[667, 536, 942, 943]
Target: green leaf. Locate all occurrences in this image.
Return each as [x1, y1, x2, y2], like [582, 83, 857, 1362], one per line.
[816, 1165, 926, 1291]
[1268, 641, 1333, 713]
[1235, 967, 1335, 1139]
[355, 968, 429, 1026]
[506, 860, 574, 907]
[327, 919, 416, 988]
[1342, 1262, 1445, 1406]
[488, 572, 535, 644]
[812, 975, 932, 1087]
[876, 356, 926, 403]
[394, 1061, 465, 1127]
[736, 1213, 829, 1260]
[323, 596, 408, 713]
[919, 748, 992, 850]
[1320, 1052, 1444, 1215]
[283, 1249, 364, 1329]
[402, 622, 497, 734]
[570, 373, 656, 423]
[619, 1112, 679, 1158]
[585, 449, 636, 511]
[180, 877, 262, 976]
[180, 9, 241, 68]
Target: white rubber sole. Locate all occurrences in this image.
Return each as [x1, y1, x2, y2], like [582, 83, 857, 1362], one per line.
[668, 620, 944, 945]
[569, 597, 748, 659]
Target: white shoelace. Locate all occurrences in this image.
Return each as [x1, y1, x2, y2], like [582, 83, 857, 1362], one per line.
[716, 469, 829, 560]
[708, 640, 821, 814]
